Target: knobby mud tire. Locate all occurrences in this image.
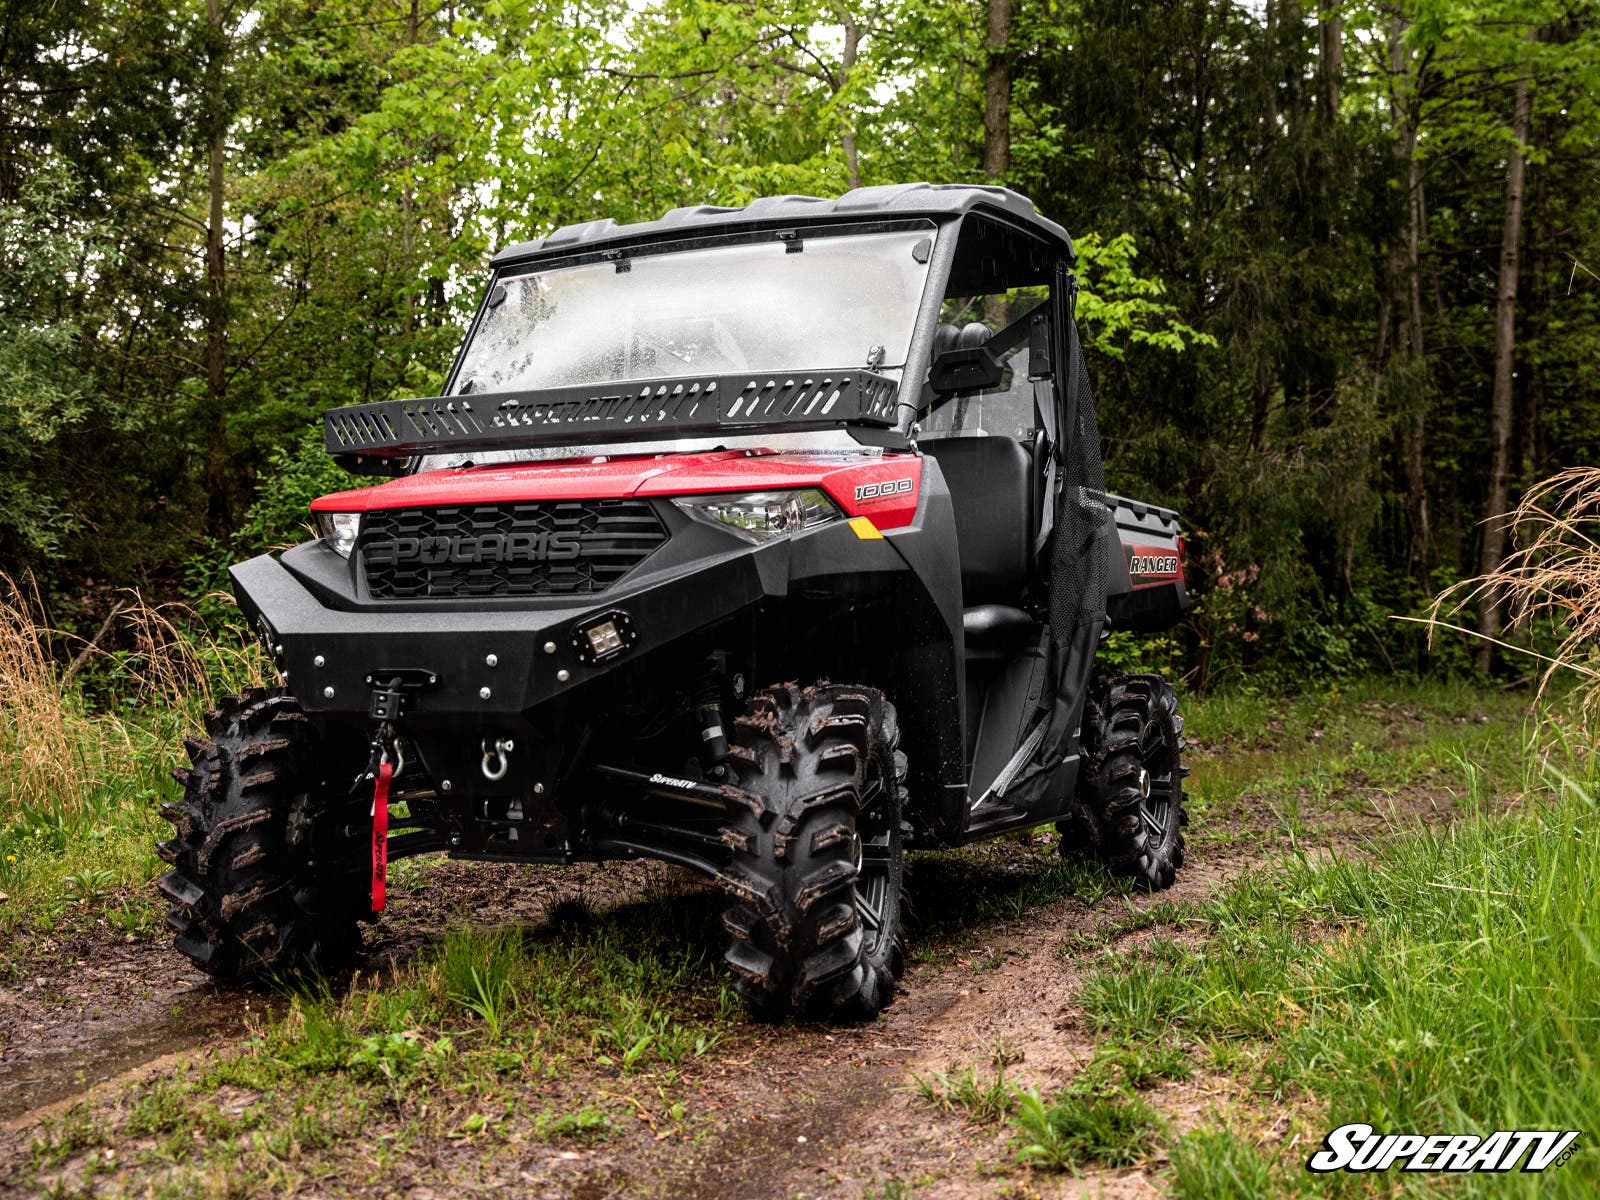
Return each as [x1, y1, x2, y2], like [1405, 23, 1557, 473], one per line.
[156, 688, 369, 982]
[1058, 672, 1189, 890]
[719, 682, 908, 1020]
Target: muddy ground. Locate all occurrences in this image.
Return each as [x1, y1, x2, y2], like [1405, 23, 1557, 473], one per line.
[0, 701, 1496, 1196]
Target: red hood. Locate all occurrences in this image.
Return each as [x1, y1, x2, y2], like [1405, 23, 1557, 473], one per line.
[311, 449, 924, 530]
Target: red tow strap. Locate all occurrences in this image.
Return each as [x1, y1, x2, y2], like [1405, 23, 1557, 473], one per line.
[371, 760, 392, 912]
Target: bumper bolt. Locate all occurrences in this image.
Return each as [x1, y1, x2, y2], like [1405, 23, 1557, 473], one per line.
[556, 669, 571, 683]
[534, 782, 545, 795]
[313, 655, 326, 668]
[543, 641, 557, 655]
[322, 686, 334, 699]
[485, 653, 498, 668]
[479, 686, 492, 700]
[441, 779, 453, 792]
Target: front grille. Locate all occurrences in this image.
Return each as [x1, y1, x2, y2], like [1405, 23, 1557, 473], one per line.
[361, 500, 668, 599]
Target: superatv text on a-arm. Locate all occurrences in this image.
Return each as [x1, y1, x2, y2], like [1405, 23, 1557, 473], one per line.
[158, 184, 1190, 1019]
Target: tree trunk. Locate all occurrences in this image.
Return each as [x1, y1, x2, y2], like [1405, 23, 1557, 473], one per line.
[1263, 0, 1278, 134]
[203, 0, 229, 537]
[1313, 2, 1342, 243]
[1475, 70, 1533, 671]
[1282, 0, 1308, 198]
[983, 0, 1011, 181]
[1387, 15, 1430, 593]
[399, 0, 421, 339]
[1518, 115, 1549, 489]
[840, 15, 862, 188]
[1316, 2, 1342, 124]
[1401, 138, 1428, 591]
[1251, 357, 1271, 451]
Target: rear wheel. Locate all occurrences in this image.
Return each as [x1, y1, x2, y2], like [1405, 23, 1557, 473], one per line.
[1059, 673, 1188, 889]
[157, 688, 369, 981]
[719, 683, 907, 1019]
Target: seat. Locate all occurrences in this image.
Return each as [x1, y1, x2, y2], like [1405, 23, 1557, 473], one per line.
[921, 435, 1035, 606]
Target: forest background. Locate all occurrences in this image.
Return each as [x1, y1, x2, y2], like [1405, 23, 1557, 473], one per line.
[3, 0, 1598, 688]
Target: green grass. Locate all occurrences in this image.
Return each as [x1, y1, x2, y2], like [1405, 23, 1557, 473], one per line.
[913, 1062, 1020, 1125]
[0, 586, 269, 925]
[0, 709, 180, 924]
[1168, 1127, 1293, 1199]
[1080, 1040, 1193, 1090]
[224, 894, 734, 1094]
[1012, 1085, 1161, 1171]
[907, 680, 1527, 971]
[2, 673, 1560, 1195]
[440, 925, 524, 1037]
[1078, 768, 1600, 1195]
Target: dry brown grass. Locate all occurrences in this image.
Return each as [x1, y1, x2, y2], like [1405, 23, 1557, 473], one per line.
[1428, 466, 1600, 732]
[0, 575, 130, 818]
[111, 589, 270, 708]
[0, 575, 267, 819]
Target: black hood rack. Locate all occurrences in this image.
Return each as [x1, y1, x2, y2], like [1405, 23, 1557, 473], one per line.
[326, 369, 901, 472]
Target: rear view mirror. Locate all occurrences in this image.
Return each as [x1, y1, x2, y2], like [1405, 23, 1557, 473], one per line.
[929, 346, 1004, 396]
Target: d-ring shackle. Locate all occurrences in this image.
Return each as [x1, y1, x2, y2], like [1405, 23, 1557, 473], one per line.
[481, 736, 514, 781]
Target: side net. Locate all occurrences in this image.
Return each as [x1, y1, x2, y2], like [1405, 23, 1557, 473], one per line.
[1002, 303, 1111, 810]
[1051, 315, 1110, 649]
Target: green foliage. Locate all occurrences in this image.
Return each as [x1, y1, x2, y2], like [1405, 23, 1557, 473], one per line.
[2, 0, 1598, 690]
[1168, 1127, 1285, 1200]
[0, 164, 118, 562]
[213, 872, 732, 1104]
[441, 926, 523, 1038]
[1076, 751, 1600, 1195]
[1074, 232, 1216, 360]
[62, 867, 117, 905]
[1011, 1085, 1161, 1171]
[348, 1030, 456, 1096]
[235, 426, 362, 554]
[1079, 1040, 1193, 1091]
[913, 1061, 1019, 1125]
[532, 1105, 614, 1142]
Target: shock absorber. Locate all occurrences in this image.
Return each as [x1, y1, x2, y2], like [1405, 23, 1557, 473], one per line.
[693, 676, 729, 766]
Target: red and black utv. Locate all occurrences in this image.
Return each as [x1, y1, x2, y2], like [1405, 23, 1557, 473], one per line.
[158, 184, 1190, 1019]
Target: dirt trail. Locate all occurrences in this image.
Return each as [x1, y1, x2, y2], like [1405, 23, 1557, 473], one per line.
[630, 850, 1253, 1200]
[545, 742, 1466, 1199]
[0, 708, 1478, 1195]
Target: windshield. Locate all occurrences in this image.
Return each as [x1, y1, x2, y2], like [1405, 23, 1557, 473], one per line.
[450, 227, 935, 396]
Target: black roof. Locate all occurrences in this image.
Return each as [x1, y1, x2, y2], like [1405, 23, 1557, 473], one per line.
[490, 182, 1072, 266]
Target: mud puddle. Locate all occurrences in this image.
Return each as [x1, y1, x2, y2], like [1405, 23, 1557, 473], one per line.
[0, 857, 687, 1126]
[0, 988, 259, 1122]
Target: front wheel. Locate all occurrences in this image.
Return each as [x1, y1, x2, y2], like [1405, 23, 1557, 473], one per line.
[719, 683, 907, 1019]
[1059, 673, 1189, 890]
[157, 688, 370, 981]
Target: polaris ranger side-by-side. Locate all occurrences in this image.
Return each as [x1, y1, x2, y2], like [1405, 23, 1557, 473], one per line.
[158, 184, 1191, 1019]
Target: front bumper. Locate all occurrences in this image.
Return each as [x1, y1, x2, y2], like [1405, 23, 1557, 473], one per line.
[232, 536, 781, 718]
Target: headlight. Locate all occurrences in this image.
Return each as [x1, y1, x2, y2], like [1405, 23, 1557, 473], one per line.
[672, 489, 840, 543]
[314, 510, 362, 558]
